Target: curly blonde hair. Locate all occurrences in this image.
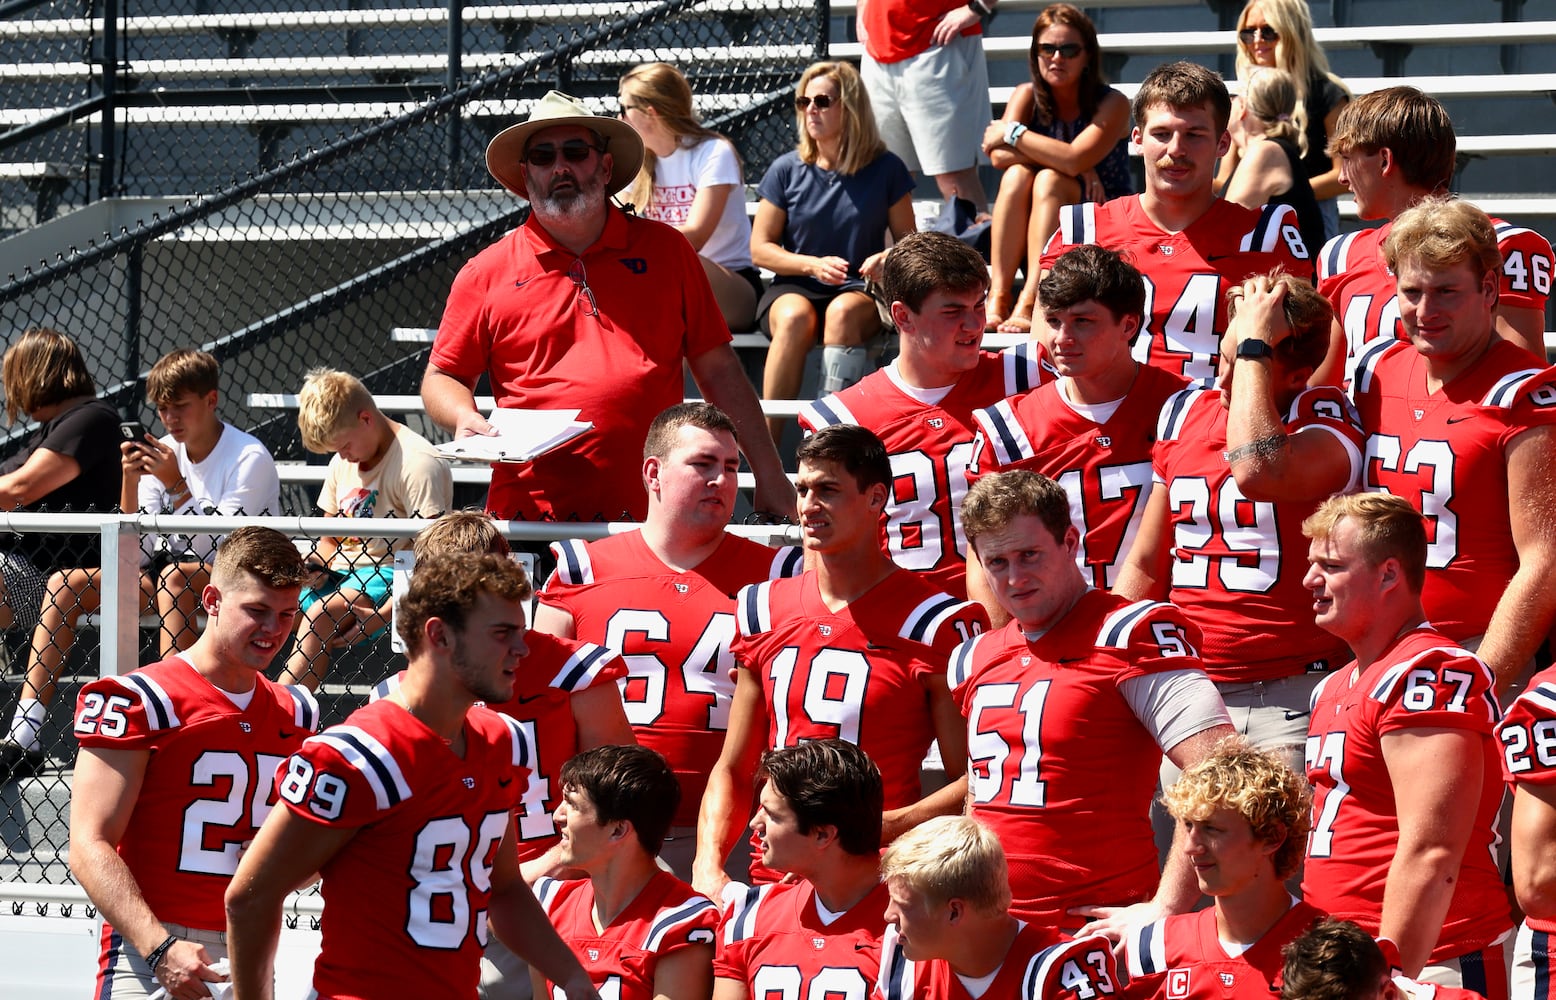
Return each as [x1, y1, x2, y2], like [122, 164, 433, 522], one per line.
[1161, 738, 1312, 880]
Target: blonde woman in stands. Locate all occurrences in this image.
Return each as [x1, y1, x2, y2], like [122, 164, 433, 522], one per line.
[1222, 0, 1351, 239]
[981, 3, 1131, 334]
[1223, 68, 1326, 259]
[620, 62, 762, 332]
[752, 60, 916, 440]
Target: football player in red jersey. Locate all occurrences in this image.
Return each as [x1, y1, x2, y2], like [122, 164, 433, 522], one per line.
[715, 740, 892, 1000]
[532, 745, 718, 1000]
[1349, 198, 1556, 693]
[692, 425, 987, 900]
[1317, 87, 1551, 386]
[797, 231, 1047, 596]
[1300, 493, 1512, 993]
[70, 527, 313, 1000]
[1282, 920, 1492, 1000]
[1124, 741, 1323, 1000]
[1038, 61, 1314, 387]
[875, 815, 1120, 1000]
[952, 470, 1233, 937]
[968, 245, 1188, 623]
[226, 553, 600, 1000]
[1498, 666, 1556, 1000]
[1116, 272, 1362, 767]
[536, 403, 801, 879]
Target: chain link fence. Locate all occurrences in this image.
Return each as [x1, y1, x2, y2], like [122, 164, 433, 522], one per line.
[0, 0, 828, 890]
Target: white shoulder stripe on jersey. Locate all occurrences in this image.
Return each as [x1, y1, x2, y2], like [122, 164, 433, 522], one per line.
[643, 896, 719, 952]
[121, 672, 180, 732]
[1520, 682, 1556, 717]
[1157, 387, 1208, 442]
[948, 632, 989, 691]
[309, 725, 413, 811]
[799, 394, 858, 431]
[550, 642, 617, 692]
[1351, 336, 1400, 397]
[877, 925, 915, 1000]
[284, 684, 321, 733]
[549, 538, 593, 587]
[1030, 934, 1114, 999]
[737, 581, 775, 637]
[1127, 919, 1169, 977]
[533, 875, 562, 913]
[497, 714, 533, 769]
[974, 399, 1033, 468]
[899, 592, 974, 647]
[1483, 368, 1544, 409]
[722, 882, 774, 945]
[770, 545, 805, 580]
[369, 672, 400, 703]
[1319, 231, 1360, 281]
[1241, 202, 1291, 254]
[1056, 201, 1098, 246]
[1098, 600, 1167, 649]
[1002, 341, 1043, 396]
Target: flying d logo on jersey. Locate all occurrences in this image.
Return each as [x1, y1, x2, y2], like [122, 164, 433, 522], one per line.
[462, 776, 475, 789]
[1167, 969, 1191, 999]
[1158, 245, 1175, 256]
[928, 417, 945, 429]
[1219, 973, 1235, 987]
[813, 937, 827, 950]
[819, 624, 833, 637]
[675, 583, 689, 593]
[588, 948, 601, 962]
[1096, 436, 1112, 447]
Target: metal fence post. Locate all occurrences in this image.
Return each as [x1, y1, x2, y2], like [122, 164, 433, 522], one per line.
[98, 517, 140, 678]
[97, 0, 119, 200]
[447, 0, 464, 187]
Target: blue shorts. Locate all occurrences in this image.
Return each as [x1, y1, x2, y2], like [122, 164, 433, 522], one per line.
[301, 563, 393, 612]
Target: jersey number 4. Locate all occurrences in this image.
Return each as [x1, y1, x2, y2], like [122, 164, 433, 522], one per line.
[606, 609, 736, 729]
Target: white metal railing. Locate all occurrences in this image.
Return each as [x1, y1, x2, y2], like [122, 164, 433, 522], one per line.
[0, 511, 798, 680]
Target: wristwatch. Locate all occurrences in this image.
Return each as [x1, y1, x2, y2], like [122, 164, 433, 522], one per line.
[1004, 121, 1028, 148]
[1235, 339, 1275, 361]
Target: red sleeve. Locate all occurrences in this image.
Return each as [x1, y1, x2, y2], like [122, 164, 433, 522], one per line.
[1498, 667, 1556, 784]
[429, 249, 497, 381]
[1111, 602, 1208, 685]
[1035, 934, 1122, 1000]
[1507, 367, 1556, 435]
[1498, 225, 1554, 312]
[1372, 648, 1499, 737]
[72, 676, 162, 751]
[275, 735, 396, 829]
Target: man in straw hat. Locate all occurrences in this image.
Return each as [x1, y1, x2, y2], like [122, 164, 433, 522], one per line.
[422, 90, 793, 530]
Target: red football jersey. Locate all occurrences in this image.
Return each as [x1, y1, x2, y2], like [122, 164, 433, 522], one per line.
[948, 591, 1207, 924]
[1041, 197, 1314, 385]
[1125, 900, 1327, 1000]
[875, 922, 1120, 1000]
[1319, 218, 1555, 387]
[732, 569, 987, 811]
[534, 870, 718, 1000]
[971, 365, 1189, 590]
[1152, 386, 1362, 681]
[275, 699, 529, 1000]
[1303, 627, 1511, 962]
[1498, 666, 1556, 933]
[373, 630, 626, 862]
[72, 657, 319, 932]
[798, 347, 1051, 595]
[715, 879, 891, 997]
[1352, 338, 1556, 640]
[542, 530, 803, 827]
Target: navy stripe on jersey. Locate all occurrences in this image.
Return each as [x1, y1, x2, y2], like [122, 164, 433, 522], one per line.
[902, 593, 962, 645]
[285, 684, 321, 733]
[1462, 946, 1490, 998]
[772, 546, 805, 579]
[534, 875, 562, 912]
[124, 673, 176, 731]
[980, 401, 1025, 467]
[1351, 336, 1399, 396]
[738, 581, 774, 636]
[1099, 600, 1163, 648]
[323, 728, 408, 809]
[1320, 231, 1359, 280]
[370, 674, 398, 703]
[551, 539, 589, 586]
[497, 714, 532, 769]
[643, 896, 718, 951]
[804, 396, 847, 428]
[1245, 202, 1282, 253]
[1134, 921, 1161, 975]
[1534, 929, 1553, 1000]
[948, 633, 986, 691]
[1004, 342, 1041, 395]
[1484, 368, 1543, 408]
[1157, 387, 1205, 441]
[556, 643, 614, 691]
[726, 883, 767, 944]
[879, 939, 911, 1000]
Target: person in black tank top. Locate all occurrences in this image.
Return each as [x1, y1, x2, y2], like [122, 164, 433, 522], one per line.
[1222, 68, 1326, 262]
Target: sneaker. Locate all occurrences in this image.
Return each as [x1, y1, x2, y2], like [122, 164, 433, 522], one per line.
[0, 742, 47, 781]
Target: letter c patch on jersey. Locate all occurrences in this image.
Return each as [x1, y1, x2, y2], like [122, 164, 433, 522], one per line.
[1167, 969, 1191, 999]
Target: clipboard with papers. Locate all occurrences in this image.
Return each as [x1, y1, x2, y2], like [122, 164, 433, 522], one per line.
[434, 408, 592, 464]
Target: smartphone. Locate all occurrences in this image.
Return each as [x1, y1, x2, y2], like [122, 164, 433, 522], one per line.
[119, 420, 147, 443]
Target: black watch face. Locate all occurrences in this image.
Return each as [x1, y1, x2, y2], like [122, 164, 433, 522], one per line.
[1238, 340, 1272, 359]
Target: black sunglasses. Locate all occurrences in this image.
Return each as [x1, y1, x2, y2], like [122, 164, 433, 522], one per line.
[1238, 25, 1280, 43]
[523, 139, 604, 167]
[795, 94, 835, 111]
[1037, 42, 1084, 59]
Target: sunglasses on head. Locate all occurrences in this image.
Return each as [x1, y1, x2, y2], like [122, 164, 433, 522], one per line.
[523, 139, 603, 167]
[1038, 42, 1084, 59]
[1238, 25, 1280, 43]
[795, 94, 835, 111]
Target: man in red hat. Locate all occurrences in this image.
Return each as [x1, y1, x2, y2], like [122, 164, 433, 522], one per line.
[421, 90, 793, 528]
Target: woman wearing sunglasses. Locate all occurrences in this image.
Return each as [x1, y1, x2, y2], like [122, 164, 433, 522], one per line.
[1221, 0, 1351, 239]
[981, 3, 1132, 334]
[750, 60, 915, 440]
[618, 61, 761, 332]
